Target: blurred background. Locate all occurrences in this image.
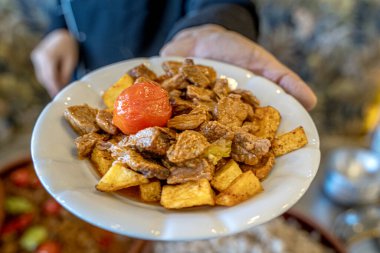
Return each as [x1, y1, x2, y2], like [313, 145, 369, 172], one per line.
[0, 0, 380, 252]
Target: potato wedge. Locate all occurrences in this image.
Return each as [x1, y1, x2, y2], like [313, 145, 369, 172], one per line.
[90, 145, 114, 176]
[253, 106, 281, 141]
[139, 181, 161, 202]
[272, 126, 308, 157]
[211, 159, 242, 192]
[215, 171, 263, 206]
[160, 179, 215, 209]
[102, 73, 133, 109]
[252, 151, 275, 181]
[96, 162, 148, 192]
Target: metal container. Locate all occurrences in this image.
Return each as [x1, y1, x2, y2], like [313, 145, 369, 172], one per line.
[371, 125, 380, 154]
[323, 148, 380, 206]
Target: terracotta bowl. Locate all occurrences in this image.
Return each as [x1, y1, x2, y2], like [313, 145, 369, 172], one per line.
[0, 156, 346, 253]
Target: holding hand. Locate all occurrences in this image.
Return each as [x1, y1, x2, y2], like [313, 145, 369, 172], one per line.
[161, 25, 317, 110]
[31, 29, 79, 97]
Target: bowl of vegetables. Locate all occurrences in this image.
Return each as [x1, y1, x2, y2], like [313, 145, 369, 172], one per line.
[0, 156, 140, 253]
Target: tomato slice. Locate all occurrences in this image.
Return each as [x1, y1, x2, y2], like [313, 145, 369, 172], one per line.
[113, 81, 172, 134]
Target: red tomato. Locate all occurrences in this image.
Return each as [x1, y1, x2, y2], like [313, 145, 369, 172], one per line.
[97, 232, 114, 251]
[42, 198, 61, 216]
[1, 213, 34, 235]
[30, 173, 42, 188]
[10, 168, 31, 187]
[113, 81, 172, 134]
[36, 241, 61, 253]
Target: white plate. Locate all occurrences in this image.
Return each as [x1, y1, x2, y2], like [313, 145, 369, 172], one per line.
[31, 56, 320, 241]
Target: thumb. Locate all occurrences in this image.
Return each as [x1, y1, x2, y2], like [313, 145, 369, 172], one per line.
[160, 37, 196, 57]
[59, 54, 77, 85]
[249, 45, 317, 110]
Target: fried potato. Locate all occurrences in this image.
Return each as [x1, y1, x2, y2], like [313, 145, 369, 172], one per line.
[96, 162, 148, 192]
[211, 159, 242, 192]
[102, 74, 133, 109]
[140, 181, 161, 202]
[272, 126, 308, 157]
[160, 178, 215, 209]
[215, 171, 263, 206]
[253, 106, 281, 140]
[90, 145, 114, 176]
[252, 151, 275, 181]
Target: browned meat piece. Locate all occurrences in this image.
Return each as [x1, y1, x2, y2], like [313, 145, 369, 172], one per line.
[251, 106, 281, 140]
[199, 121, 234, 143]
[109, 146, 169, 179]
[183, 58, 195, 66]
[241, 121, 260, 134]
[128, 64, 157, 80]
[231, 130, 271, 165]
[167, 106, 209, 130]
[167, 158, 214, 184]
[169, 89, 183, 98]
[124, 127, 176, 156]
[64, 104, 99, 135]
[95, 110, 118, 134]
[186, 85, 214, 102]
[213, 79, 230, 99]
[214, 94, 250, 128]
[231, 89, 260, 108]
[167, 130, 210, 163]
[180, 65, 210, 88]
[155, 74, 170, 83]
[75, 133, 108, 159]
[162, 61, 182, 77]
[161, 74, 190, 91]
[240, 151, 275, 181]
[192, 98, 216, 114]
[197, 65, 217, 84]
[169, 95, 195, 116]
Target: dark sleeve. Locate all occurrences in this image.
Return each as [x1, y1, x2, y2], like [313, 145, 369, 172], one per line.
[46, 0, 67, 34]
[166, 0, 259, 42]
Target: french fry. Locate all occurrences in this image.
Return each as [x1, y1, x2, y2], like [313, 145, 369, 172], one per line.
[102, 73, 133, 109]
[140, 181, 161, 202]
[253, 106, 281, 141]
[215, 171, 263, 206]
[96, 162, 148, 192]
[272, 126, 308, 157]
[160, 179, 215, 209]
[211, 159, 242, 192]
[90, 145, 114, 176]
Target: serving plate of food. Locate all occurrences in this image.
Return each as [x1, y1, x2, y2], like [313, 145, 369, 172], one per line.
[31, 56, 320, 241]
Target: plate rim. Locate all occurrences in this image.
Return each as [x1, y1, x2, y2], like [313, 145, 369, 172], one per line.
[31, 56, 320, 241]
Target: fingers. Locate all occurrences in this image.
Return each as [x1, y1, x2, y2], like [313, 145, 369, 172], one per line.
[248, 45, 317, 110]
[31, 49, 61, 97]
[161, 25, 317, 110]
[160, 24, 225, 57]
[30, 29, 78, 97]
[59, 52, 77, 86]
[160, 36, 195, 57]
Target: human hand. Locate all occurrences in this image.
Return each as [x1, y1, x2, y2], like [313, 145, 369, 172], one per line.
[161, 24, 317, 110]
[31, 29, 79, 97]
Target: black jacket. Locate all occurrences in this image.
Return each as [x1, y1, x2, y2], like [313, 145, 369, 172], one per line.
[49, 0, 259, 73]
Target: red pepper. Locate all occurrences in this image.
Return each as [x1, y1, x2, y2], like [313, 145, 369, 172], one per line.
[42, 198, 61, 216]
[1, 213, 34, 235]
[36, 240, 61, 253]
[10, 168, 31, 187]
[97, 232, 115, 251]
